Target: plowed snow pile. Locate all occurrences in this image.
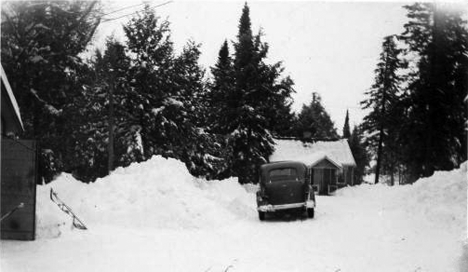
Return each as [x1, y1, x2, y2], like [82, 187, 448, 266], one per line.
[337, 161, 467, 236]
[36, 156, 256, 238]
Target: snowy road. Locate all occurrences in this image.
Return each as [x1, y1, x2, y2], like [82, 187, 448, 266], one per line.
[1, 157, 466, 272]
[2, 196, 464, 272]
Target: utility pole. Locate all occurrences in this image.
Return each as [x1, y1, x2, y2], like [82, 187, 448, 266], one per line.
[108, 75, 115, 174]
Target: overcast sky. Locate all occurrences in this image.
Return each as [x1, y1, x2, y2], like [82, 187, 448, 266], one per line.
[93, 0, 411, 133]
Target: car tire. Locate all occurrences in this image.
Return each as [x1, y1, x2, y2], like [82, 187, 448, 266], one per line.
[307, 208, 314, 218]
[258, 211, 266, 221]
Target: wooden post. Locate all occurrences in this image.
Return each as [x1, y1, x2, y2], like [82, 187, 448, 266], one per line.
[108, 78, 115, 174]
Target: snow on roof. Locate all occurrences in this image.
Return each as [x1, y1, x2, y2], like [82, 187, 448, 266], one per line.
[307, 152, 342, 169]
[271, 139, 356, 167]
[1, 64, 24, 131]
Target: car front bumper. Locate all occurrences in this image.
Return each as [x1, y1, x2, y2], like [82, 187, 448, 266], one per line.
[257, 200, 315, 212]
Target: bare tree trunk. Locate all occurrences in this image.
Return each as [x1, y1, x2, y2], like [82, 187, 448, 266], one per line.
[390, 163, 395, 186]
[398, 166, 402, 185]
[374, 128, 384, 184]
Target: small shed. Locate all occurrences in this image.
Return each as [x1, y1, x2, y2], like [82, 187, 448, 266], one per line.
[270, 138, 357, 195]
[1, 64, 37, 240]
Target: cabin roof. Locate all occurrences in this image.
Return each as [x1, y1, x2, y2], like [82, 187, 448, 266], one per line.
[307, 152, 343, 169]
[270, 139, 357, 167]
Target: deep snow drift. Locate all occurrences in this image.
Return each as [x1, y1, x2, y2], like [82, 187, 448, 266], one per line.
[1, 156, 466, 272]
[36, 156, 256, 237]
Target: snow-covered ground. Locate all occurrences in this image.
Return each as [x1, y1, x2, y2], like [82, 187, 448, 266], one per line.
[1, 156, 466, 272]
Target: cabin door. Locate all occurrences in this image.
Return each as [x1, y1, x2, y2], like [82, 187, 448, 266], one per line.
[312, 168, 337, 195]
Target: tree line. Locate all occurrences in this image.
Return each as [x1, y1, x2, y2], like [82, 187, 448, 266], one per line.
[1, 2, 343, 184]
[361, 3, 467, 184]
[2, 2, 464, 186]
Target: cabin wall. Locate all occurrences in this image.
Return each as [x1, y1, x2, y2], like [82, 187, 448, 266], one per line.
[342, 166, 355, 186]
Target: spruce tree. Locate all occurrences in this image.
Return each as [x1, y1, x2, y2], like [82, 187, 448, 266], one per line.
[229, 3, 272, 184]
[343, 110, 351, 139]
[123, 6, 219, 179]
[204, 41, 238, 179]
[209, 40, 235, 134]
[211, 3, 295, 183]
[361, 35, 403, 184]
[399, 3, 468, 181]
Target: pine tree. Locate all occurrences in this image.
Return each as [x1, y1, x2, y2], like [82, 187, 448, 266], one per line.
[123, 6, 221, 179]
[211, 3, 295, 183]
[295, 92, 338, 140]
[123, 5, 180, 159]
[361, 35, 403, 184]
[399, 3, 468, 181]
[229, 3, 272, 184]
[67, 38, 137, 182]
[173, 41, 228, 178]
[1, 1, 101, 182]
[343, 110, 351, 138]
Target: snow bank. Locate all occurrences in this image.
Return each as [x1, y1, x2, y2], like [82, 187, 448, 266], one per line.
[15, 158, 468, 271]
[337, 162, 467, 270]
[339, 162, 467, 234]
[36, 156, 255, 239]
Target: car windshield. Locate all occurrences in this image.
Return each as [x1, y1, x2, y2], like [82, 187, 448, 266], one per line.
[268, 168, 298, 182]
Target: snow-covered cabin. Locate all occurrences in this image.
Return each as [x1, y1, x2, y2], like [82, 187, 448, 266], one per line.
[270, 139, 357, 195]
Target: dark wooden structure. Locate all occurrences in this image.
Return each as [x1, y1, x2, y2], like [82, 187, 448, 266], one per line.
[1, 64, 37, 240]
[1, 139, 37, 240]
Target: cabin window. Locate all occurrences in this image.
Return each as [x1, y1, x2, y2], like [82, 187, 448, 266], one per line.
[268, 168, 298, 182]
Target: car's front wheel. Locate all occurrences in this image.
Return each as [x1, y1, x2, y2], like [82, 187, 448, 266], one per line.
[307, 208, 314, 218]
[258, 211, 266, 221]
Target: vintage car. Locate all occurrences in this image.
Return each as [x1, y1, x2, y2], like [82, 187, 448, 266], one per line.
[256, 161, 316, 220]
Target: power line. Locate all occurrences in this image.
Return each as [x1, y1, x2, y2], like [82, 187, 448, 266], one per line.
[101, 2, 149, 17]
[102, 1, 173, 23]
